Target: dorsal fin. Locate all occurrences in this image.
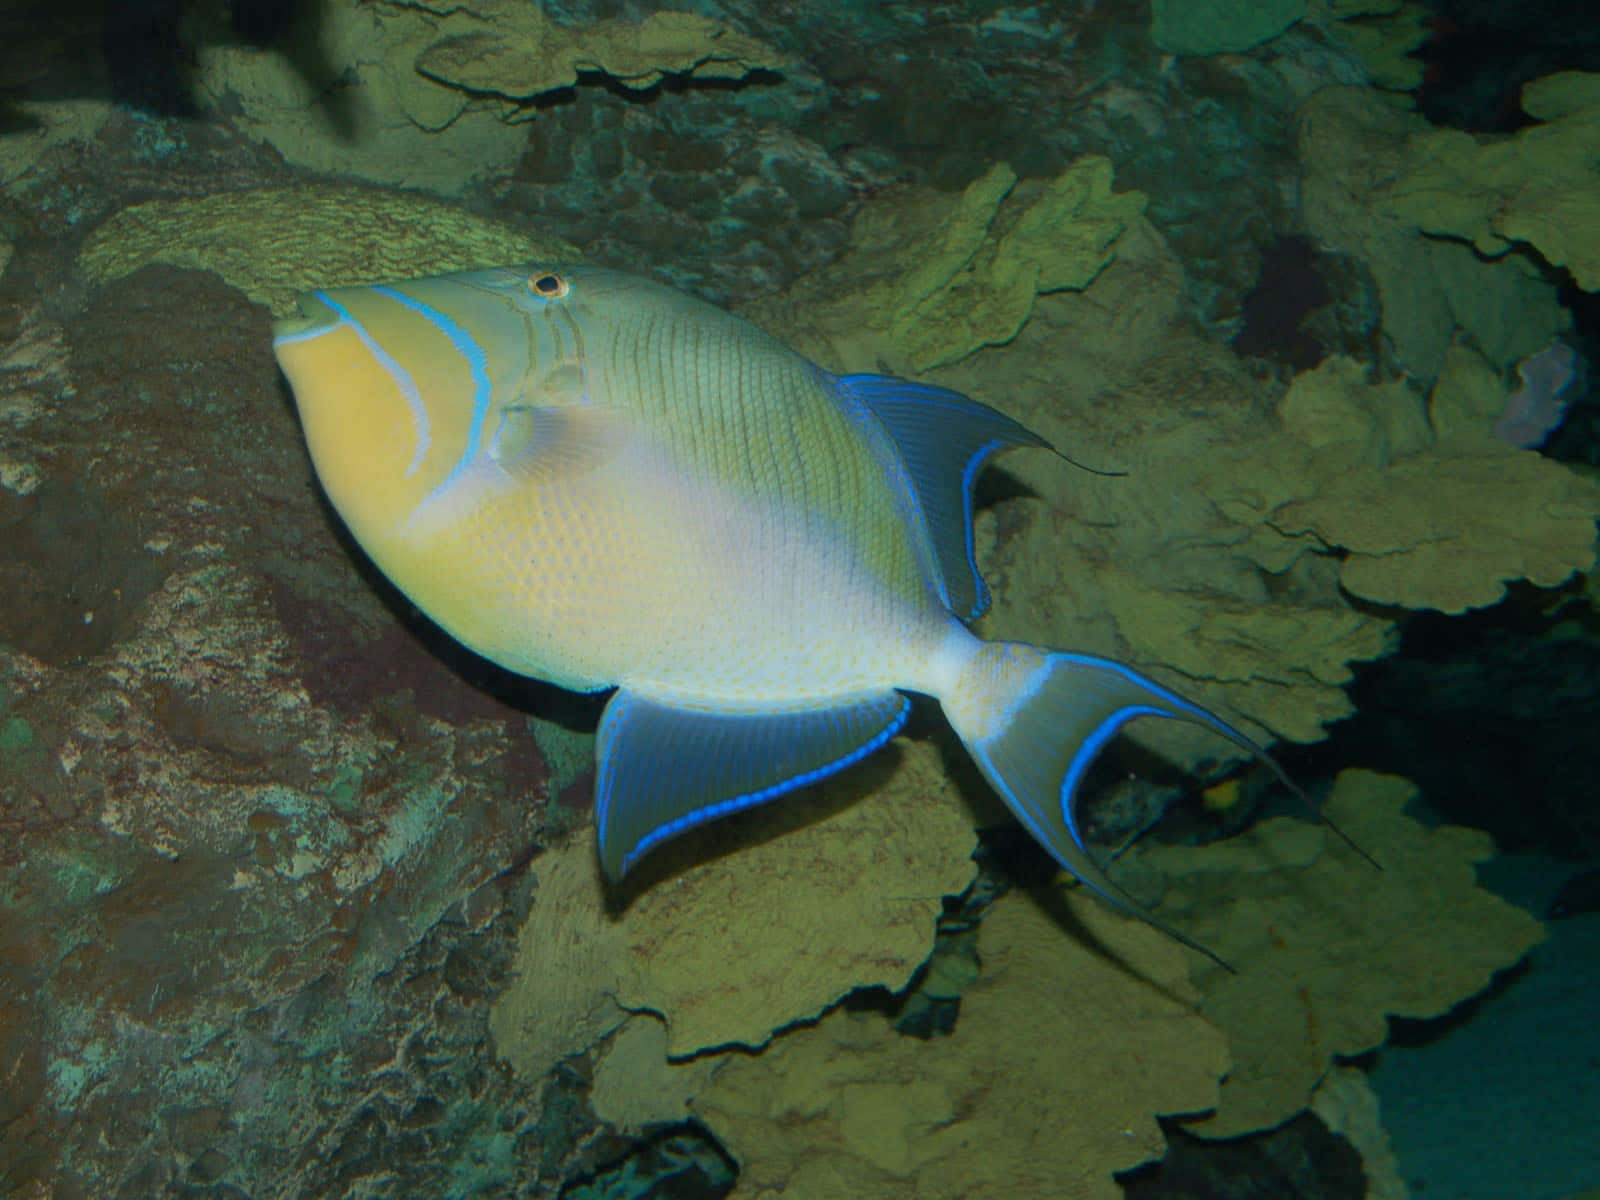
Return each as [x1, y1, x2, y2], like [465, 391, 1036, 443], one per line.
[831, 373, 1048, 621]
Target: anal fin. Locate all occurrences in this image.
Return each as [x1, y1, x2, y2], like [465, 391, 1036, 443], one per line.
[595, 688, 911, 880]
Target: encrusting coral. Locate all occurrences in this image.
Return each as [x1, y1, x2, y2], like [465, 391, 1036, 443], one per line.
[77, 186, 575, 316]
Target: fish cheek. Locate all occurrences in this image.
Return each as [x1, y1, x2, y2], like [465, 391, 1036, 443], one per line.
[279, 326, 431, 533]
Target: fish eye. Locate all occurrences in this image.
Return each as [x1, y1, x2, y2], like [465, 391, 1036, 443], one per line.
[528, 271, 570, 300]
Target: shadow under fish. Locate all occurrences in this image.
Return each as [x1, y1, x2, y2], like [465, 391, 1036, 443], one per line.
[1549, 868, 1600, 920]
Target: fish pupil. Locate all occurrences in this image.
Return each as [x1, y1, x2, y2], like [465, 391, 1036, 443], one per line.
[530, 272, 569, 298]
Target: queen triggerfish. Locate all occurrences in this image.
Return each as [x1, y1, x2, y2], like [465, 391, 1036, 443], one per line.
[272, 264, 1320, 956]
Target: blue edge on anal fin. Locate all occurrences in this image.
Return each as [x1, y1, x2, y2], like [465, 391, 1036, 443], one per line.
[595, 688, 911, 881]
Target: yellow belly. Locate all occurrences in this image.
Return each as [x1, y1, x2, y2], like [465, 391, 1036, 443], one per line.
[374, 440, 948, 704]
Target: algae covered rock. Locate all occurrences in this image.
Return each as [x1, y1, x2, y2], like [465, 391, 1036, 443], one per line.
[0, 98, 110, 193]
[1150, 0, 1307, 55]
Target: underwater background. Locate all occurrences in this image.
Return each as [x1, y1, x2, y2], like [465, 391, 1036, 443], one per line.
[1, 0, 1598, 1196]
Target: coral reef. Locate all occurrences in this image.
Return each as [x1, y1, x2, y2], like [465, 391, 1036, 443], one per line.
[1, 2, 1592, 1194]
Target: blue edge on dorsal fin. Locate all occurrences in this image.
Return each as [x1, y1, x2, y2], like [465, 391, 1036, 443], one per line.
[831, 372, 1049, 622]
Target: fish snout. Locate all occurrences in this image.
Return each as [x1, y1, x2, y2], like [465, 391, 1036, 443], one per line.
[271, 291, 342, 344]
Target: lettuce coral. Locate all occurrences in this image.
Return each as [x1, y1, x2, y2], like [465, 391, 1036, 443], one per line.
[189, 1, 784, 196]
[191, 0, 528, 196]
[691, 887, 1228, 1199]
[572, 771, 1543, 1192]
[1379, 72, 1600, 292]
[409, 2, 787, 101]
[1266, 357, 1600, 612]
[746, 164, 1596, 774]
[1297, 85, 1570, 382]
[489, 740, 977, 1073]
[1307, 0, 1431, 91]
[1128, 769, 1547, 1137]
[748, 156, 1145, 374]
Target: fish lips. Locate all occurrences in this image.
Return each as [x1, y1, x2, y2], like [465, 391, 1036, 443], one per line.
[271, 291, 341, 344]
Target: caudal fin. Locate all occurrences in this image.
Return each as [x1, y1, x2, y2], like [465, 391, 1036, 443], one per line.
[941, 642, 1334, 967]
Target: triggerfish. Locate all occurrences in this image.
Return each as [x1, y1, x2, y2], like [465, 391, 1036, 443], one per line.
[272, 264, 1314, 954]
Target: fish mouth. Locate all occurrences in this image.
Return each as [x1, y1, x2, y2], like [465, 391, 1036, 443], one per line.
[270, 291, 341, 345]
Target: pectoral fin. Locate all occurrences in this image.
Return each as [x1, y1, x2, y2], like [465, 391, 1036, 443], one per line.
[409, 402, 629, 534]
[488, 402, 630, 483]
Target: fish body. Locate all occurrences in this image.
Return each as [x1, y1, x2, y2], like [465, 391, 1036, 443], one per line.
[273, 263, 1285, 945]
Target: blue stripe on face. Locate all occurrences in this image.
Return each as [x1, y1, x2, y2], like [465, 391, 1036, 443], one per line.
[370, 284, 491, 496]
